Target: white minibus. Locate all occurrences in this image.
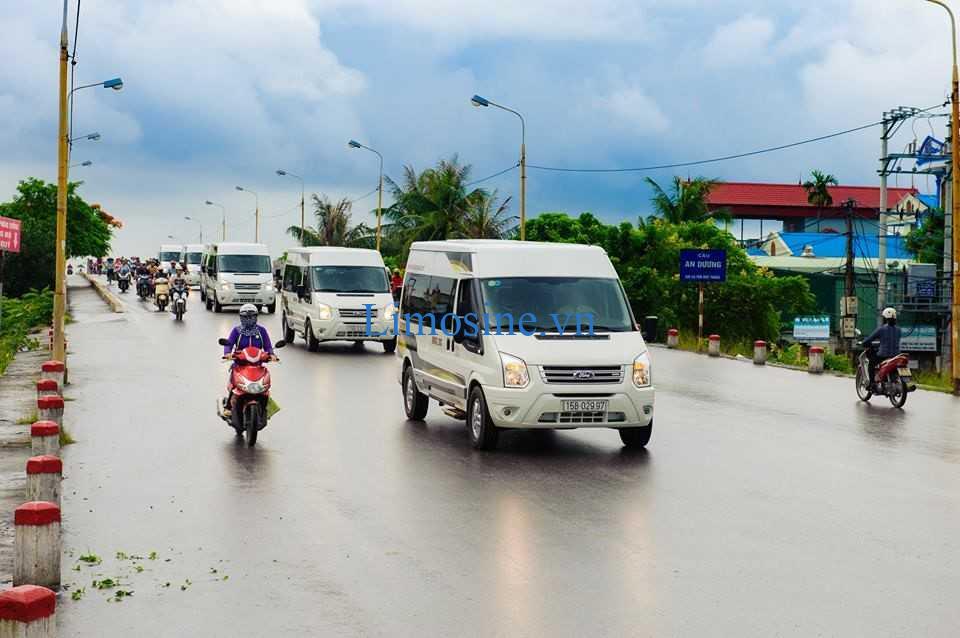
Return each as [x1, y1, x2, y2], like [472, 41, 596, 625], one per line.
[202, 243, 276, 313]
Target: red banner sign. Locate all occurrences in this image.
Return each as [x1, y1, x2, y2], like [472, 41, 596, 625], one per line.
[0, 216, 21, 253]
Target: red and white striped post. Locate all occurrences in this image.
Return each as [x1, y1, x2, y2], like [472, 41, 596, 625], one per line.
[0, 585, 56, 638]
[13, 502, 60, 589]
[38, 362, 64, 390]
[666, 328, 679, 349]
[35, 397, 63, 429]
[753, 340, 767, 365]
[34, 380, 59, 402]
[30, 423, 59, 457]
[808, 346, 825, 374]
[25, 457, 61, 506]
[708, 334, 721, 357]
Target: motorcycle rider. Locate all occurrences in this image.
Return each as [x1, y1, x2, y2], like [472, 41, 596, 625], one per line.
[170, 266, 189, 310]
[863, 307, 902, 387]
[221, 304, 275, 417]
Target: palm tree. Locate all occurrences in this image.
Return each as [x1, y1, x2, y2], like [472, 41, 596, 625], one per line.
[644, 176, 730, 224]
[801, 170, 838, 232]
[462, 192, 515, 238]
[287, 194, 371, 247]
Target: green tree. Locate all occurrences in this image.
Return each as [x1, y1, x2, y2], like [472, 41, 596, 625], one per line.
[461, 192, 515, 239]
[905, 207, 944, 264]
[801, 169, 838, 231]
[287, 194, 371, 247]
[0, 178, 113, 297]
[644, 176, 731, 224]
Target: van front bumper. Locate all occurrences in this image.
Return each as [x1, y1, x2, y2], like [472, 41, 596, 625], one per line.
[185, 272, 201, 286]
[314, 319, 396, 342]
[481, 384, 654, 429]
[216, 289, 277, 306]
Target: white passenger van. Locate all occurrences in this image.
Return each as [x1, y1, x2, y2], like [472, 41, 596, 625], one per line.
[280, 247, 396, 352]
[183, 243, 205, 286]
[202, 242, 277, 313]
[397, 240, 654, 450]
[158, 244, 183, 273]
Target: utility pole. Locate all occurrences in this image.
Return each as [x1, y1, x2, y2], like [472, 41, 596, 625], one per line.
[52, 0, 70, 366]
[945, 121, 954, 377]
[842, 198, 858, 360]
[878, 111, 891, 316]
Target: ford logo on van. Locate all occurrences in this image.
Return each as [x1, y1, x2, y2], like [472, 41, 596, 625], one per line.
[572, 370, 594, 380]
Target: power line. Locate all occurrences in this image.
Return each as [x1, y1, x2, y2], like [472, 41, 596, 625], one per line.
[466, 162, 519, 187]
[527, 102, 948, 174]
[347, 186, 379, 205]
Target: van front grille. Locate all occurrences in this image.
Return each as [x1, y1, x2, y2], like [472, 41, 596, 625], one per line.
[234, 283, 261, 290]
[540, 366, 624, 384]
[340, 308, 376, 318]
[539, 411, 626, 424]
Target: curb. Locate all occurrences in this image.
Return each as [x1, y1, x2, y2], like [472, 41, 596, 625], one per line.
[81, 273, 123, 313]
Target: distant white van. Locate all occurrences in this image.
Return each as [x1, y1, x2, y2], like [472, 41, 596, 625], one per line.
[397, 240, 654, 450]
[183, 243, 205, 286]
[202, 242, 277, 313]
[158, 244, 183, 272]
[280, 247, 396, 352]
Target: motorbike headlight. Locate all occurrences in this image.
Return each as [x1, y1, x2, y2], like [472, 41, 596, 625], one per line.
[242, 381, 265, 394]
[500, 353, 529, 388]
[384, 303, 397, 321]
[316, 303, 333, 320]
[632, 351, 652, 387]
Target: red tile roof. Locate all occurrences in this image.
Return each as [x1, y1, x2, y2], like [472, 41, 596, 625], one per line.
[707, 182, 916, 209]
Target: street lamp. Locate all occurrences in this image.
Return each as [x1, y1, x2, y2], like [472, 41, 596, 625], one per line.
[276, 169, 305, 242]
[184, 216, 203, 242]
[68, 77, 123, 151]
[471, 93, 527, 240]
[924, 0, 960, 394]
[68, 132, 100, 143]
[70, 160, 92, 168]
[205, 200, 227, 241]
[235, 186, 260, 242]
[347, 140, 384, 251]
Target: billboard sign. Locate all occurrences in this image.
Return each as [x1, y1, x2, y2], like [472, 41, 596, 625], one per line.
[679, 249, 727, 283]
[793, 315, 831, 342]
[901, 325, 937, 352]
[0, 216, 21, 253]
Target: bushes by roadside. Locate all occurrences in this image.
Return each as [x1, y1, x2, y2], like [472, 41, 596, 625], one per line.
[0, 289, 53, 375]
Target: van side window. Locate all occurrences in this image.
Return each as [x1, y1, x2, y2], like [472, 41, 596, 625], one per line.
[207, 255, 217, 275]
[283, 265, 298, 292]
[402, 275, 430, 323]
[429, 276, 457, 323]
[456, 279, 482, 349]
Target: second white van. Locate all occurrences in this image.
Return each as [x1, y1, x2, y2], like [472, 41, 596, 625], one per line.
[183, 243, 205, 287]
[202, 242, 277, 313]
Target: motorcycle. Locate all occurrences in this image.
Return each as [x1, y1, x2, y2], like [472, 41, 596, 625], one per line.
[171, 284, 188, 321]
[137, 274, 152, 300]
[856, 344, 916, 408]
[216, 338, 286, 447]
[154, 276, 170, 312]
[67, 265, 74, 275]
[117, 271, 131, 293]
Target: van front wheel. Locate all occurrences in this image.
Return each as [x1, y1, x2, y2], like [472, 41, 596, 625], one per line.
[467, 386, 499, 451]
[403, 365, 428, 421]
[619, 423, 652, 449]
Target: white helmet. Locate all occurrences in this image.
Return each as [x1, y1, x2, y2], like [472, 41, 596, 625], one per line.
[238, 303, 258, 317]
[882, 307, 897, 320]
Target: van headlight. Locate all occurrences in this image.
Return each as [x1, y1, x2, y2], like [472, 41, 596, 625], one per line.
[500, 353, 529, 388]
[264, 282, 275, 292]
[633, 352, 652, 387]
[220, 282, 230, 291]
[384, 303, 397, 321]
[316, 303, 333, 320]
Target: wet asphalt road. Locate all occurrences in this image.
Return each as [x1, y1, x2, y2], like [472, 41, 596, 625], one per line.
[58, 276, 960, 637]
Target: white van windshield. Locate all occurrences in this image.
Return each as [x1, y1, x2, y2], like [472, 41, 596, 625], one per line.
[159, 251, 180, 262]
[186, 252, 202, 265]
[311, 266, 389, 293]
[218, 255, 271, 273]
[480, 277, 634, 332]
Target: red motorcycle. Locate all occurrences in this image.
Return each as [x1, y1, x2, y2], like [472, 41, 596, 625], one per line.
[217, 338, 285, 446]
[856, 345, 915, 408]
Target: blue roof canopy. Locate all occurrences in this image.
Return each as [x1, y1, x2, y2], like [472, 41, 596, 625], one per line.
[778, 232, 912, 260]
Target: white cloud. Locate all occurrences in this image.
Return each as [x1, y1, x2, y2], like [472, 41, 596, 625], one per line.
[703, 14, 775, 68]
[592, 86, 669, 136]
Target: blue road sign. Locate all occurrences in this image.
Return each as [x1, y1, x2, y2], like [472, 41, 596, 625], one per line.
[680, 249, 727, 282]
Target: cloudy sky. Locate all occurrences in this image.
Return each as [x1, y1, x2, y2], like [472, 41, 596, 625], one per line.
[1, 0, 954, 256]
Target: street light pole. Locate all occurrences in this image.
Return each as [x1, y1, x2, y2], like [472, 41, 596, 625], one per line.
[926, 0, 960, 394]
[235, 186, 260, 242]
[276, 170, 305, 242]
[348, 141, 384, 251]
[205, 200, 226, 241]
[52, 0, 69, 365]
[184, 216, 202, 242]
[471, 94, 526, 240]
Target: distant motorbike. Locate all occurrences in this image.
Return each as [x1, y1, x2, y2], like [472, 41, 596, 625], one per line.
[137, 274, 152, 300]
[154, 276, 170, 312]
[117, 271, 131, 293]
[67, 265, 74, 275]
[856, 344, 916, 408]
[171, 283, 188, 321]
[217, 338, 286, 447]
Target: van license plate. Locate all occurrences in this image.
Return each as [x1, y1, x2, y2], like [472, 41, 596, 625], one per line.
[235, 298, 256, 303]
[561, 399, 608, 412]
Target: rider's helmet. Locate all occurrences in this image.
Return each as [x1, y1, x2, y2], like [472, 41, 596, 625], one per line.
[239, 303, 259, 332]
[882, 307, 897, 321]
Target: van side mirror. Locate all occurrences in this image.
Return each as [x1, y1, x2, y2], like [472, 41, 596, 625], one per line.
[296, 284, 306, 299]
[452, 328, 465, 344]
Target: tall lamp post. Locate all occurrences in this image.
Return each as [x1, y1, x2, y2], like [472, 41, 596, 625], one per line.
[276, 169, 305, 242]
[205, 200, 227, 241]
[53, 0, 124, 366]
[925, 0, 960, 394]
[235, 186, 260, 242]
[184, 216, 203, 242]
[70, 160, 92, 168]
[471, 94, 526, 240]
[347, 140, 384, 251]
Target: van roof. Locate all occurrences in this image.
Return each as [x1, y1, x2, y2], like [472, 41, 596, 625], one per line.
[211, 242, 270, 255]
[286, 246, 385, 267]
[407, 240, 616, 278]
[184, 244, 205, 252]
